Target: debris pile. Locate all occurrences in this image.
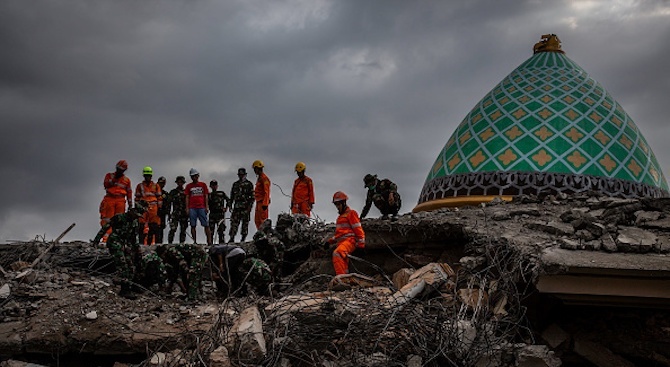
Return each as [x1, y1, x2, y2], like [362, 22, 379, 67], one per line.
[1, 194, 670, 366]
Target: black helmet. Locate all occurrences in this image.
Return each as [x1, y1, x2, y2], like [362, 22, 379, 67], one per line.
[364, 174, 377, 187]
[175, 176, 186, 184]
[238, 168, 247, 175]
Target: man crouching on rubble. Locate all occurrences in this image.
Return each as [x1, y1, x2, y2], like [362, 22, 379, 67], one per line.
[156, 243, 207, 301]
[323, 191, 365, 275]
[93, 200, 148, 299]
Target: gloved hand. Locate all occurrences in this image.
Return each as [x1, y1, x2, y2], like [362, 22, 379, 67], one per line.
[179, 260, 188, 272]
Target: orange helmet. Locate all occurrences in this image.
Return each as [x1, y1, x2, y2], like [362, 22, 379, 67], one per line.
[332, 191, 348, 203]
[116, 160, 128, 171]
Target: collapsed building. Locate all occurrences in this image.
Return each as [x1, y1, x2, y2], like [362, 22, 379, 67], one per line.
[1, 35, 669, 367]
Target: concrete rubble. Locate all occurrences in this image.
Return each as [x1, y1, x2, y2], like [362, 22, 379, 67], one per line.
[0, 194, 669, 366]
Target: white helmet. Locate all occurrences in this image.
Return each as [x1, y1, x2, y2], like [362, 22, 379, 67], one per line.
[189, 168, 199, 176]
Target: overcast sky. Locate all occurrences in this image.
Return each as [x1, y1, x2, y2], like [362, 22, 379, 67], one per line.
[1, 0, 669, 243]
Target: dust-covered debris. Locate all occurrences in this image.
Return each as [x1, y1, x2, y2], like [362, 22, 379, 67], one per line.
[1, 196, 670, 366]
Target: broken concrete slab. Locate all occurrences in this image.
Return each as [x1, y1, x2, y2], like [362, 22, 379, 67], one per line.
[228, 306, 266, 361]
[527, 221, 575, 236]
[265, 292, 337, 317]
[384, 278, 425, 308]
[408, 262, 454, 287]
[391, 268, 414, 289]
[516, 344, 561, 367]
[328, 273, 378, 291]
[617, 226, 658, 253]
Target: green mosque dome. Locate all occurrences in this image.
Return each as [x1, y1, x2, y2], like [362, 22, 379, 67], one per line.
[415, 35, 668, 211]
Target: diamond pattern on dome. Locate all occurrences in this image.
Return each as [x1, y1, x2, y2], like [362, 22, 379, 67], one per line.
[419, 50, 668, 207]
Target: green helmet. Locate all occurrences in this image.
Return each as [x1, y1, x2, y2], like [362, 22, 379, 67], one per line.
[143, 166, 153, 175]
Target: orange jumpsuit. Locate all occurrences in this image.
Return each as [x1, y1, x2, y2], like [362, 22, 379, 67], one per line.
[135, 181, 163, 227]
[328, 206, 365, 275]
[100, 173, 132, 226]
[254, 172, 271, 229]
[291, 176, 315, 216]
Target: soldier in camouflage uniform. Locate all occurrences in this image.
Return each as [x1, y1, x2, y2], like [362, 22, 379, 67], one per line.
[135, 252, 167, 290]
[228, 168, 255, 243]
[156, 243, 207, 301]
[156, 176, 168, 243]
[361, 174, 402, 220]
[240, 257, 273, 295]
[93, 200, 148, 299]
[208, 180, 230, 243]
[252, 219, 285, 281]
[166, 176, 189, 244]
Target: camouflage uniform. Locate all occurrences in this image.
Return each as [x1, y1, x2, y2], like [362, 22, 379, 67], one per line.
[93, 211, 142, 290]
[209, 190, 230, 243]
[136, 252, 166, 289]
[252, 219, 285, 281]
[228, 177, 255, 242]
[157, 189, 170, 243]
[159, 243, 207, 300]
[166, 187, 188, 243]
[361, 178, 402, 219]
[240, 257, 273, 295]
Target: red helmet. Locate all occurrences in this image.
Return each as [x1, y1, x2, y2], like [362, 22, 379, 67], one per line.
[332, 191, 348, 203]
[116, 160, 128, 171]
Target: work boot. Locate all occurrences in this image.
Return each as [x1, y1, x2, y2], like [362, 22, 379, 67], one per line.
[241, 235, 246, 242]
[118, 284, 137, 300]
[381, 214, 389, 220]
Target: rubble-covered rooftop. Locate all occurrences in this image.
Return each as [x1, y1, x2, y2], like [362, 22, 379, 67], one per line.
[1, 194, 670, 366]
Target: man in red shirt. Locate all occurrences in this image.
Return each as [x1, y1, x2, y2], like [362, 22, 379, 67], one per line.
[253, 160, 271, 229]
[185, 168, 213, 246]
[100, 160, 132, 228]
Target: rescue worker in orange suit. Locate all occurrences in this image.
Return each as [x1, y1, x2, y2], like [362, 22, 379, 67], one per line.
[291, 162, 315, 217]
[253, 160, 271, 229]
[323, 191, 365, 275]
[100, 160, 133, 229]
[135, 166, 163, 245]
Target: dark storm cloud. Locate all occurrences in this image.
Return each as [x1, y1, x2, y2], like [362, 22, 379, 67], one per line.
[1, 0, 669, 241]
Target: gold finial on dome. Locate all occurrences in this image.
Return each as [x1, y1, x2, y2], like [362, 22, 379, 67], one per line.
[533, 34, 564, 54]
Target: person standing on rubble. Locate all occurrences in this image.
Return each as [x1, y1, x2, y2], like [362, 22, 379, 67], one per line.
[228, 168, 255, 243]
[253, 160, 271, 229]
[291, 162, 315, 217]
[135, 166, 163, 245]
[324, 191, 365, 275]
[361, 174, 402, 221]
[92, 200, 148, 299]
[100, 160, 133, 236]
[185, 168, 213, 246]
[156, 176, 168, 244]
[156, 243, 207, 301]
[208, 180, 230, 243]
[166, 176, 189, 244]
